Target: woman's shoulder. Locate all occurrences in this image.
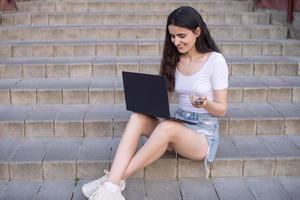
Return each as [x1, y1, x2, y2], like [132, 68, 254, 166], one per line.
[208, 52, 228, 71]
[210, 52, 226, 63]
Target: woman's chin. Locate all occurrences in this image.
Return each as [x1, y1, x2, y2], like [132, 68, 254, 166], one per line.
[177, 48, 187, 54]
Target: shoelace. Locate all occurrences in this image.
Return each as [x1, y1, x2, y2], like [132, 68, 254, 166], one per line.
[95, 169, 109, 184]
[88, 170, 109, 200]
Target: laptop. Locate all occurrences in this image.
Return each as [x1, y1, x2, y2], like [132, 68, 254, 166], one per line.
[122, 71, 197, 124]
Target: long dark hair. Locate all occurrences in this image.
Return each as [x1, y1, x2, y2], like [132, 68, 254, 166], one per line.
[160, 6, 220, 91]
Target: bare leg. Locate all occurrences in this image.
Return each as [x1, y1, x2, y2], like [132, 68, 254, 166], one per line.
[107, 113, 158, 184]
[121, 120, 208, 180]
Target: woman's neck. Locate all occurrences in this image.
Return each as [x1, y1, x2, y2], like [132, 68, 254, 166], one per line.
[182, 50, 206, 62]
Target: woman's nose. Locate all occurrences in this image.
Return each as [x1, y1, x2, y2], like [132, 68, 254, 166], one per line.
[174, 37, 180, 46]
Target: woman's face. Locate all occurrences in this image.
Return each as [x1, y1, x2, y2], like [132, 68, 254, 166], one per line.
[168, 25, 200, 54]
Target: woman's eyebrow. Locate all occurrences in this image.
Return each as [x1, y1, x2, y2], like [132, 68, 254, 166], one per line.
[170, 33, 187, 36]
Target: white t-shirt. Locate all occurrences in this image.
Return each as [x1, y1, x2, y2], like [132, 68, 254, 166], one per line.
[175, 52, 229, 113]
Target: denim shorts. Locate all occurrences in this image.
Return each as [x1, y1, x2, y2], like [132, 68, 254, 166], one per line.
[173, 108, 220, 164]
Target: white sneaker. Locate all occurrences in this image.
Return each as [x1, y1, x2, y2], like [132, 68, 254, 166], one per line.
[89, 185, 125, 200]
[82, 170, 126, 198]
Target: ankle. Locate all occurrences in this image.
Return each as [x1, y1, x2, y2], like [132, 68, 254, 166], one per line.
[107, 176, 121, 186]
[104, 181, 119, 193]
[107, 177, 126, 191]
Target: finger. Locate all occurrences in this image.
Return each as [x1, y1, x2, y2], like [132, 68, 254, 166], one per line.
[190, 95, 195, 103]
[195, 98, 204, 105]
[192, 102, 201, 108]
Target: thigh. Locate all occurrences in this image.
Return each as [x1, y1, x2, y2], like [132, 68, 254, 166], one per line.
[173, 125, 208, 161]
[161, 121, 208, 161]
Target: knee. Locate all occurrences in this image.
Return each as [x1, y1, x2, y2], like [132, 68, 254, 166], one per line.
[129, 112, 150, 124]
[128, 113, 156, 136]
[155, 120, 179, 139]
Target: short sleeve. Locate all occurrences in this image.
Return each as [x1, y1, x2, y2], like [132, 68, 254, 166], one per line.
[211, 54, 229, 90]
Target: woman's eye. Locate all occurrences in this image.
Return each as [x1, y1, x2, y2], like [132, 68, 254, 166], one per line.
[170, 35, 185, 39]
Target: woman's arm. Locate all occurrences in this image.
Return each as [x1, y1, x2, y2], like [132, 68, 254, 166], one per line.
[191, 88, 227, 117]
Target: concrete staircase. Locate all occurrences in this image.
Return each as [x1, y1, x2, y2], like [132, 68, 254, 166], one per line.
[0, 0, 300, 199]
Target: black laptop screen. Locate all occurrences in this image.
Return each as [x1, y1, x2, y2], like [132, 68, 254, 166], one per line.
[122, 71, 171, 119]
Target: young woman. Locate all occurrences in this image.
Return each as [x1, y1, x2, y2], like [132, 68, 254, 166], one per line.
[82, 6, 228, 200]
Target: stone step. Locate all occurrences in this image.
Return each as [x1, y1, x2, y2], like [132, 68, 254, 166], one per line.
[0, 76, 299, 105]
[15, 0, 254, 13]
[0, 177, 300, 200]
[1, 177, 299, 200]
[0, 24, 287, 41]
[0, 135, 300, 181]
[1, 38, 300, 58]
[0, 11, 270, 26]
[0, 103, 300, 137]
[0, 56, 299, 79]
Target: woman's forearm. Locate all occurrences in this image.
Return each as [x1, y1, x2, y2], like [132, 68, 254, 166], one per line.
[203, 100, 227, 117]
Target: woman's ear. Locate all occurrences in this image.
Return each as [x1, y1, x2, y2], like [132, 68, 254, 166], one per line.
[195, 27, 201, 37]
